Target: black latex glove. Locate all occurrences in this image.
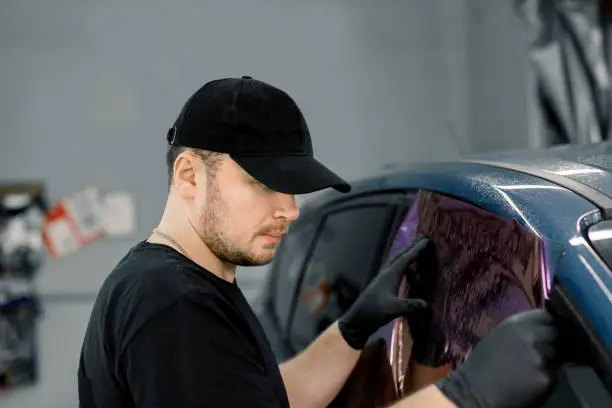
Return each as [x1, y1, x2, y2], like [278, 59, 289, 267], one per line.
[338, 237, 431, 350]
[436, 309, 558, 408]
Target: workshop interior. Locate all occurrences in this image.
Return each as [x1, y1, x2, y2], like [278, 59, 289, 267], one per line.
[3, 1, 612, 407]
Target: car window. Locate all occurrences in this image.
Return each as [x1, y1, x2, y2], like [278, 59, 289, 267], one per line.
[381, 190, 546, 397]
[288, 204, 397, 353]
[587, 219, 612, 270]
[269, 219, 319, 333]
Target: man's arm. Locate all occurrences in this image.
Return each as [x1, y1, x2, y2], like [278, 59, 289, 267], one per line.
[279, 322, 361, 408]
[279, 325, 457, 408]
[392, 386, 457, 408]
[122, 293, 281, 407]
[279, 238, 432, 408]
[277, 232, 558, 408]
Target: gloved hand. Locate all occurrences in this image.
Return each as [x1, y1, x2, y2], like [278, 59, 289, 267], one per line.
[338, 237, 431, 350]
[436, 309, 558, 408]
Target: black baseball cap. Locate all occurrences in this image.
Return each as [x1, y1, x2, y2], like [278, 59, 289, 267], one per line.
[167, 76, 351, 194]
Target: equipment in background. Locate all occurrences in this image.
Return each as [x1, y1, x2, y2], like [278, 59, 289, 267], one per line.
[0, 188, 47, 280]
[0, 295, 40, 390]
[0, 182, 46, 391]
[515, 0, 612, 146]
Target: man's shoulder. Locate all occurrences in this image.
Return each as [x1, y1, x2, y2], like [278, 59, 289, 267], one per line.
[101, 242, 203, 305]
[111, 241, 228, 293]
[88, 242, 224, 349]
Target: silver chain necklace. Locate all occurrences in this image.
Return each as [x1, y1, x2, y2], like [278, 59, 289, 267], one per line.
[152, 229, 191, 260]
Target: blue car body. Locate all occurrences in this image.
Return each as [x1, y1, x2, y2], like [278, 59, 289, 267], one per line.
[296, 143, 612, 344]
[258, 141, 612, 403]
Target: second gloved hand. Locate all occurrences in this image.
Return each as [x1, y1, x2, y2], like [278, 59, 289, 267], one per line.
[436, 309, 558, 408]
[337, 237, 431, 350]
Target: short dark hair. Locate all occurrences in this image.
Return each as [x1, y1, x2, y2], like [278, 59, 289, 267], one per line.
[166, 145, 222, 187]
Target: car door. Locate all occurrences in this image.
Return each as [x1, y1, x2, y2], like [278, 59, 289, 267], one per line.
[369, 188, 612, 405]
[536, 218, 612, 407]
[285, 192, 414, 355]
[543, 278, 612, 407]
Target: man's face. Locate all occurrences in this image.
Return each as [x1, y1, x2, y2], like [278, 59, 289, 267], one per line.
[190, 155, 299, 266]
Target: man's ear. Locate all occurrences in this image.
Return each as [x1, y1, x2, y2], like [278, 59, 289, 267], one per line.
[173, 151, 200, 199]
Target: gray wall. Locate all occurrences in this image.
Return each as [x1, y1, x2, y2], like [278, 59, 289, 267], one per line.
[0, 1, 531, 407]
[466, 1, 537, 153]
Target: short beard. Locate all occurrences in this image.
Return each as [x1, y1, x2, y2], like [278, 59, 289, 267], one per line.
[199, 177, 274, 267]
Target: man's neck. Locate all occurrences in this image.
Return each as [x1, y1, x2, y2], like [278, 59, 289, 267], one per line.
[148, 220, 237, 283]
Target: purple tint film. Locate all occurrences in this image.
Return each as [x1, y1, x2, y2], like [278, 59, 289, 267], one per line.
[385, 190, 549, 375]
[540, 239, 552, 299]
[388, 195, 420, 256]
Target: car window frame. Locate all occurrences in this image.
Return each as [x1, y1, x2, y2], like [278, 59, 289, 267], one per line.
[545, 279, 612, 404]
[283, 191, 416, 353]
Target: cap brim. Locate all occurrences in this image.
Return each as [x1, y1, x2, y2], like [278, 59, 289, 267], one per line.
[231, 154, 351, 195]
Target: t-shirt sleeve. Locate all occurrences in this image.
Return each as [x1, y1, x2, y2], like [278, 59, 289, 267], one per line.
[120, 292, 282, 408]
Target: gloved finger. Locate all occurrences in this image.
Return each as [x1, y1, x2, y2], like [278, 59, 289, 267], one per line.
[534, 342, 557, 363]
[387, 298, 428, 320]
[385, 236, 430, 269]
[529, 324, 559, 343]
[383, 238, 432, 287]
[533, 369, 554, 394]
[512, 309, 555, 326]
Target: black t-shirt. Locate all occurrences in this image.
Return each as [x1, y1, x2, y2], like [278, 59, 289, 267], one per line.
[78, 241, 290, 408]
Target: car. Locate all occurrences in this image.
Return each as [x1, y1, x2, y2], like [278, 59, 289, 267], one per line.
[256, 141, 612, 407]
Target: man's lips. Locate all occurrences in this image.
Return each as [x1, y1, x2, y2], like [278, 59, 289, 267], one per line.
[260, 230, 287, 242]
[263, 233, 285, 239]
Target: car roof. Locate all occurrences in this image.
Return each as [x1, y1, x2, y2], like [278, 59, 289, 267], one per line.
[303, 161, 598, 240]
[466, 141, 612, 199]
[305, 141, 612, 214]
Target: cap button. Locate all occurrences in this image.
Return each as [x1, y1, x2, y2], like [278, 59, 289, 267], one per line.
[241, 75, 253, 79]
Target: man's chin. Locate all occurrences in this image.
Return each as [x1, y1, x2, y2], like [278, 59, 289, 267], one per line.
[237, 258, 275, 267]
[236, 251, 276, 267]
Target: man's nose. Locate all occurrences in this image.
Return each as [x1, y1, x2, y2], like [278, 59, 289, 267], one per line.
[275, 194, 300, 222]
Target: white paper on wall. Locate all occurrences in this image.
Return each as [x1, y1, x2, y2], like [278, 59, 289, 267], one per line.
[42, 186, 105, 258]
[44, 218, 81, 257]
[101, 191, 136, 237]
[64, 187, 106, 241]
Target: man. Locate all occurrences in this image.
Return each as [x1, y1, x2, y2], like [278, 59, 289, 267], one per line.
[78, 76, 558, 408]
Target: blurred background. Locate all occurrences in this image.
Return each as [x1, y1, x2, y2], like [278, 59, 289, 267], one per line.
[1, 0, 610, 406]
